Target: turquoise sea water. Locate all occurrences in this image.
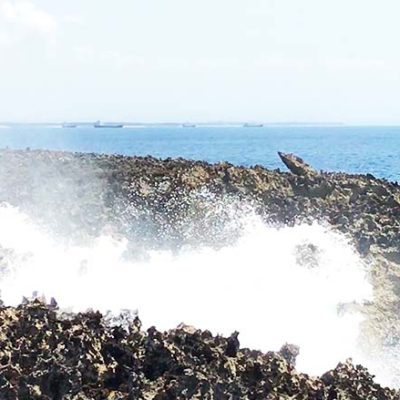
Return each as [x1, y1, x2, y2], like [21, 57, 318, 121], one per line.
[0, 125, 399, 181]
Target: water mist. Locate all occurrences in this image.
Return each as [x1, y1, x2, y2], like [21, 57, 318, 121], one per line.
[0, 202, 379, 380]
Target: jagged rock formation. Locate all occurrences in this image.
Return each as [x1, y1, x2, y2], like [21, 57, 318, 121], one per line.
[0, 148, 399, 256]
[1, 149, 400, 396]
[0, 300, 397, 400]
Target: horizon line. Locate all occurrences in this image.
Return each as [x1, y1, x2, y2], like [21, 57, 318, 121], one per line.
[3, 121, 400, 127]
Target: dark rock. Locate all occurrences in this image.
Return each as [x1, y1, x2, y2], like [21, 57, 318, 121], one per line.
[0, 301, 396, 399]
[225, 331, 240, 357]
[278, 152, 318, 176]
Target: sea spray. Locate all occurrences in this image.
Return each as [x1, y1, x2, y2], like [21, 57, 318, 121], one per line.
[0, 202, 380, 379]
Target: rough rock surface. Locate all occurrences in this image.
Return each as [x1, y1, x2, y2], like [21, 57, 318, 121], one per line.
[1, 149, 400, 396]
[1, 148, 399, 256]
[1, 149, 400, 279]
[0, 300, 397, 400]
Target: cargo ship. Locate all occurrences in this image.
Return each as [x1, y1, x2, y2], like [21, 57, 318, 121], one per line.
[62, 123, 77, 128]
[94, 121, 123, 128]
[243, 123, 263, 128]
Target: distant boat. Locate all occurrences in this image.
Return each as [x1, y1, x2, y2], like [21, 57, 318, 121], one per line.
[244, 123, 263, 128]
[62, 122, 77, 128]
[94, 121, 123, 128]
[182, 123, 196, 128]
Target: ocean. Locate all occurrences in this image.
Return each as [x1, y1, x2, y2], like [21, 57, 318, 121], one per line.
[0, 125, 399, 180]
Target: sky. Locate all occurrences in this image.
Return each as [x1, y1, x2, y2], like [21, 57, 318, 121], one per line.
[0, 0, 399, 123]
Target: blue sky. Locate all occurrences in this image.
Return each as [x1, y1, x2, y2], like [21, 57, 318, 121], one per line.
[0, 0, 399, 123]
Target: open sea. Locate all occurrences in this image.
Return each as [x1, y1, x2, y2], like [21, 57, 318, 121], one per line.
[0, 125, 399, 181]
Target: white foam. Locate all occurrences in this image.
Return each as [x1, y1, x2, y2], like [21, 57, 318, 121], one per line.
[0, 202, 394, 384]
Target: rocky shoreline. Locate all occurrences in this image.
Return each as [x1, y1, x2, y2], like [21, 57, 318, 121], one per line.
[1, 148, 399, 254]
[0, 149, 400, 398]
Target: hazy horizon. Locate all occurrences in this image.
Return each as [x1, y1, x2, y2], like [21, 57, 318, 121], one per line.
[1, 0, 400, 124]
[5, 121, 400, 128]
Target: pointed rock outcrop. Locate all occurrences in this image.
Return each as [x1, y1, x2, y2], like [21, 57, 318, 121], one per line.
[278, 152, 318, 177]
